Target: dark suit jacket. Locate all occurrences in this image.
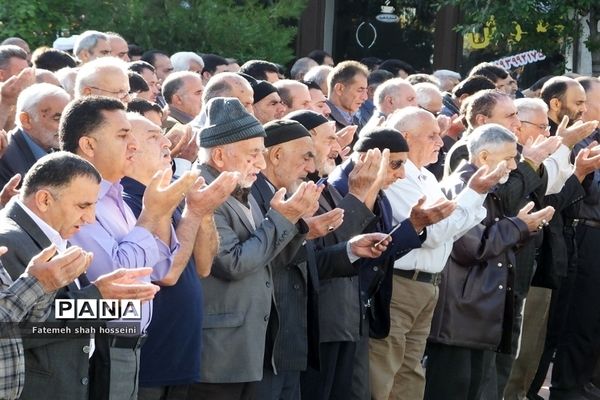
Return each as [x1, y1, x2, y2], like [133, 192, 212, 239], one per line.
[310, 177, 376, 342]
[0, 128, 41, 189]
[251, 173, 358, 371]
[328, 160, 423, 338]
[0, 201, 101, 400]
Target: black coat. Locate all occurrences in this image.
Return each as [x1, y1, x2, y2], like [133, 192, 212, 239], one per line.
[251, 173, 358, 371]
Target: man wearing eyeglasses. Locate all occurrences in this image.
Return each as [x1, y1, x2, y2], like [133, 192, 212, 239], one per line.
[75, 57, 131, 104]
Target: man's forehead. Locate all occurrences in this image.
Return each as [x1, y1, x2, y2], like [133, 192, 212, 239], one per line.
[493, 98, 516, 112]
[566, 83, 586, 98]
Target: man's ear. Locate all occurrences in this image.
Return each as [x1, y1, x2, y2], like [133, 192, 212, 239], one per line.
[549, 98, 561, 113]
[34, 189, 52, 212]
[77, 50, 90, 64]
[268, 146, 282, 165]
[333, 82, 345, 96]
[19, 112, 32, 131]
[78, 136, 96, 159]
[475, 114, 488, 127]
[212, 147, 225, 168]
[172, 93, 183, 107]
[478, 149, 489, 164]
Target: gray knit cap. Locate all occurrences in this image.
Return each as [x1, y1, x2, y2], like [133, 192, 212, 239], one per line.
[199, 97, 266, 148]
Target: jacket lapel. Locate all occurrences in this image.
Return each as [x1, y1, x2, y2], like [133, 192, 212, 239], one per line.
[5, 201, 52, 251]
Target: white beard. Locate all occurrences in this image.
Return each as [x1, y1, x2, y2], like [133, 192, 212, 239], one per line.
[498, 173, 510, 184]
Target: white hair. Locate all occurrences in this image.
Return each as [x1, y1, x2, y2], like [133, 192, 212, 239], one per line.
[385, 106, 432, 133]
[304, 65, 333, 88]
[16, 83, 69, 126]
[73, 30, 108, 58]
[55, 67, 78, 98]
[433, 69, 461, 81]
[373, 78, 413, 110]
[197, 145, 215, 165]
[514, 98, 548, 121]
[171, 52, 204, 72]
[290, 57, 318, 80]
[467, 123, 517, 159]
[414, 82, 442, 108]
[74, 57, 128, 96]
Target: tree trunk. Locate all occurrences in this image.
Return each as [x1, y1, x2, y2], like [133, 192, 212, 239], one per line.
[589, 7, 600, 76]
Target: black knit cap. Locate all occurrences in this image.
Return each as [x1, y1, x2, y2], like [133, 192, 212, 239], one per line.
[263, 120, 311, 147]
[252, 80, 278, 104]
[353, 128, 409, 153]
[286, 110, 329, 131]
[200, 97, 266, 148]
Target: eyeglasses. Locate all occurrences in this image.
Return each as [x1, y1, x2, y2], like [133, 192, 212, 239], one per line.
[389, 159, 405, 170]
[520, 120, 550, 131]
[419, 105, 440, 117]
[89, 86, 131, 100]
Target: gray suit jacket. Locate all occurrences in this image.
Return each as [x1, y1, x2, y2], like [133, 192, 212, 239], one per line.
[198, 166, 299, 383]
[0, 201, 101, 400]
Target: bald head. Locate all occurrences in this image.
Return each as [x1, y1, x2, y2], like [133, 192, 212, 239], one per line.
[202, 72, 254, 114]
[75, 57, 130, 103]
[414, 82, 443, 115]
[274, 79, 312, 113]
[374, 78, 417, 115]
[386, 106, 442, 168]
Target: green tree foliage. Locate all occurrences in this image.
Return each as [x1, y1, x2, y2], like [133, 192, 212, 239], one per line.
[440, 0, 600, 57]
[0, 0, 307, 64]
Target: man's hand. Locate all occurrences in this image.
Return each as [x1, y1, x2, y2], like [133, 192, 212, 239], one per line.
[437, 114, 452, 136]
[186, 171, 239, 217]
[0, 129, 7, 159]
[516, 202, 555, 232]
[409, 196, 457, 233]
[93, 267, 160, 302]
[348, 148, 382, 202]
[556, 115, 599, 148]
[337, 125, 358, 149]
[574, 141, 600, 181]
[467, 161, 510, 194]
[166, 124, 199, 162]
[372, 148, 390, 191]
[0, 68, 35, 106]
[166, 123, 192, 157]
[304, 208, 344, 239]
[445, 114, 467, 139]
[141, 168, 199, 219]
[361, 116, 386, 135]
[25, 245, 92, 293]
[270, 182, 323, 224]
[0, 173, 20, 208]
[349, 232, 390, 259]
[522, 135, 563, 169]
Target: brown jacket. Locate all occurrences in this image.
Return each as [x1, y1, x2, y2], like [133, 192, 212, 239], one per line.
[429, 163, 531, 353]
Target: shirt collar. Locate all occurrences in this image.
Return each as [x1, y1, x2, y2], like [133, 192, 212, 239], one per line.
[121, 176, 147, 196]
[21, 129, 50, 160]
[168, 106, 194, 124]
[15, 198, 68, 252]
[99, 179, 123, 201]
[328, 101, 354, 125]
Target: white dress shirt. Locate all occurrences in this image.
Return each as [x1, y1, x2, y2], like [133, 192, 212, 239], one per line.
[384, 160, 487, 273]
[543, 144, 574, 195]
